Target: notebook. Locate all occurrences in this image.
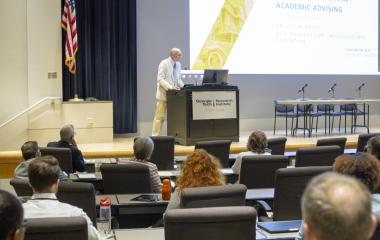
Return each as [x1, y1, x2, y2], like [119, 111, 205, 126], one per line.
[130, 194, 159, 202]
[257, 220, 302, 234]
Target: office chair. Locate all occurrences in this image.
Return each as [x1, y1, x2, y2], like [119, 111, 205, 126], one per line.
[180, 184, 247, 208]
[316, 137, 347, 154]
[164, 206, 256, 240]
[195, 140, 231, 168]
[239, 155, 289, 189]
[357, 133, 380, 152]
[295, 146, 342, 167]
[267, 137, 287, 155]
[10, 178, 33, 196]
[24, 217, 87, 240]
[149, 136, 175, 170]
[40, 147, 73, 173]
[100, 163, 152, 194]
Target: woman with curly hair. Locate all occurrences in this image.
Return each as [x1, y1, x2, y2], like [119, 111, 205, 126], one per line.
[231, 130, 270, 174]
[166, 149, 225, 210]
[295, 152, 380, 240]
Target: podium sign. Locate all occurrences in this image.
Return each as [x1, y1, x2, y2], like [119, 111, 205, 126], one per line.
[192, 91, 237, 120]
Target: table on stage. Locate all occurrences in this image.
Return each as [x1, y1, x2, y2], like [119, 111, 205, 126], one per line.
[276, 98, 380, 137]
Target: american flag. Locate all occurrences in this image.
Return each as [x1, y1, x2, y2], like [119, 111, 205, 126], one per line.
[62, 0, 78, 74]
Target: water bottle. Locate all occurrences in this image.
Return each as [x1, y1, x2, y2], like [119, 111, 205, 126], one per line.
[99, 197, 111, 235]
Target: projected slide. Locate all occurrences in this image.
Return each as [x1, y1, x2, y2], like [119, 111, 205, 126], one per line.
[190, 0, 379, 74]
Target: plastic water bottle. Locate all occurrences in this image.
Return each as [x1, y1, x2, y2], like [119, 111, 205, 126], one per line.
[99, 197, 111, 235]
[161, 179, 171, 201]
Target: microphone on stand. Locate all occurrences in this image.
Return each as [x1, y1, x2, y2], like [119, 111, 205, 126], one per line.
[328, 83, 337, 93]
[297, 84, 308, 93]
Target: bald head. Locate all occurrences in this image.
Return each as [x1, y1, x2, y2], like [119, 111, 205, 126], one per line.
[302, 172, 374, 240]
[170, 48, 182, 62]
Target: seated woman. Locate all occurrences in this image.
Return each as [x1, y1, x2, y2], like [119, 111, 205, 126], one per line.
[166, 149, 225, 210]
[127, 137, 162, 193]
[231, 130, 270, 174]
[295, 152, 380, 240]
[367, 135, 380, 161]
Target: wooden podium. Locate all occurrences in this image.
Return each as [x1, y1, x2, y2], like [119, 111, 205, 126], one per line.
[167, 85, 239, 145]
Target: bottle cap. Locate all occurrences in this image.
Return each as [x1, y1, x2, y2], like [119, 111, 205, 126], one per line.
[100, 197, 111, 206]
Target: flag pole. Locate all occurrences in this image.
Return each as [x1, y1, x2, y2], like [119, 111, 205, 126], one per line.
[69, 72, 83, 102]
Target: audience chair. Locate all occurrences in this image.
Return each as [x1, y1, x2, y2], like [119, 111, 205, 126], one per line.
[100, 163, 152, 194]
[24, 217, 88, 240]
[180, 184, 247, 208]
[295, 146, 341, 167]
[273, 100, 296, 136]
[40, 147, 73, 173]
[164, 206, 256, 240]
[195, 140, 231, 168]
[259, 166, 332, 221]
[10, 178, 32, 196]
[371, 213, 380, 240]
[267, 137, 287, 155]
[357, 133, 380, 152]
[56, 181, 97, 226]
[149, 136, 175, 170]
[316, 137, 347, 154]
[239, 155, 289, 189]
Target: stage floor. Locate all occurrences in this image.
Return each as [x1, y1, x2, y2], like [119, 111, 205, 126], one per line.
[78, 128, 377, 158]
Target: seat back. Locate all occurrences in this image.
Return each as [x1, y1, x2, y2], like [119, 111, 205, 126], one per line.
[357, 133, 380, 152]
[195, 140, 232, 168]
[149, 136, 175, 170]
[370, 213, 380, 240]
[100, 163, 152, 194]
[316, 137, 347, 154]
[267, 137, 287, 155]
[274, 103, 294, 113]
[40, 147, 73, 173]
[340, 103, 357, 112]
[180, 184, 247, 208]
[56, 181, 96, 226]
[24, 217, 87, 240]
[239, 155, 289, 189]
[316, 104, 335, 112]
[273, 166, 332, 221]
[295, 146, 342, 167]
[10, 178, 33, 196]
[164, 206, 256, 240]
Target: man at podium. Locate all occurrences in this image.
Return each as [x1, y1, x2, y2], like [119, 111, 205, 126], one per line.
[152, 48, 184, 136]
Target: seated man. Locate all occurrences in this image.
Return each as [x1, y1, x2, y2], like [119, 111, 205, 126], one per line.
[22, 156, 102, 240]
[47, 124, 85, 172]
[0, 189, 25, 240]
[301, 172, 377, 240]
[15, 141, 67, 180]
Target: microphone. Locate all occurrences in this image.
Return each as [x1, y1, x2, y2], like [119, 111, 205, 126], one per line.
[328, 83, 337, 93]
[298, 84, 308, 93]
[357, 83, 365, 91]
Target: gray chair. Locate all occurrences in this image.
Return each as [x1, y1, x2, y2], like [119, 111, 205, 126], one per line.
[357, 133, 380, 152]
[56, 181, 97, 226]
[316, 137, 347, 154]
[164, 206, 256, 240]
[10, 178, 33, 196]
[149, 136, 175, 170]
[100, 163, 152, 194]
[180, 184, 247, 208]
[295, 146, 342, 167]
[195, 140, 232, 168]
[267, 137, 287, 155]
[272, 166, 332, 221]
[24, 217, 87, 240]
[40, 147, 73, 173]
[239, 155, 289, 189]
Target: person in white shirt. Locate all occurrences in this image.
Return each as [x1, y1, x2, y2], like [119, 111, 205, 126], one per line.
[231, 130, 271, 174]
[152, 48, 184, 136]
[0, 189, 25, 240]
[22, 156, 102, 240]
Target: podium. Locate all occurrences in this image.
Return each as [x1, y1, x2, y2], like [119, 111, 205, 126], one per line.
[167, 85, 239, 145]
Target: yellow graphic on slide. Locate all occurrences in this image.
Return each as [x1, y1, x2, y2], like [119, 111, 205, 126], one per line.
[192, 0, 254, 70]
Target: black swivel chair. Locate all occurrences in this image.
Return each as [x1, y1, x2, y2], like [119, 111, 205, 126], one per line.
[164, 206, 256, 240]
[10, 178, 33, 196]
[239, 155, 289, 189]
[149, 136, 175, 170]
[195, 140, 231, 168]
[24, 217, 88, 240]
[180, 184, 247, 208]
[316, 137, 347, 154]
[295, 146, 342, 167]
[267, 137, 287, 155]
[40, 147, 73, 174]
[100, 163, 152, 194]
[357, 133, 380, 152]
